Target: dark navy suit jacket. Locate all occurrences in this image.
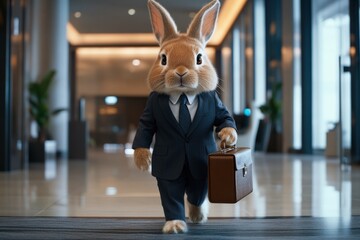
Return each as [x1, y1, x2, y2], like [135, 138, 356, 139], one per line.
[132, 91, 236, 180]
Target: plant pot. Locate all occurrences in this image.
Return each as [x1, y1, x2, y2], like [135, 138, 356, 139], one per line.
[68, 120, 88, 160]
[266, 127, 283, 152]
[255, 119, 283, 152]
[29, 140, 45, 163]
[255, 119, 272, 152]
[28, 140, 57, 163]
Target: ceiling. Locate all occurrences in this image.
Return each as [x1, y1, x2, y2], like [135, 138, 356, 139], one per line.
[69, 0, 222, 34]
[67, 0, 247, 46]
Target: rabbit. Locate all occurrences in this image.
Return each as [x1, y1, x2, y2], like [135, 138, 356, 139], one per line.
[132, 0, 237, 234]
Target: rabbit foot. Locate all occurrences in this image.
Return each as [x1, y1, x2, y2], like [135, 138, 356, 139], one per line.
[188, 199, 209, 224]
[162, 220, 188, 234]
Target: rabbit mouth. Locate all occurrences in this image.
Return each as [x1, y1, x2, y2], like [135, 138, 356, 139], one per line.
[164, 72, 198, 91]
[179, 78, 186, 87]
[177, 77, 197, 89]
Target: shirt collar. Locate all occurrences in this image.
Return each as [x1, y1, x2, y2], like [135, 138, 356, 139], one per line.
[169, 92, 196, 105]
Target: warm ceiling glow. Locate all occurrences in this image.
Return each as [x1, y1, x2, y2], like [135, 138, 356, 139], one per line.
[210, 0, 247, 45]
[350, 46, 356, 57]
[67, 23, 157, 45]
[67, 23, 80, 44]
[76, 47, 159, 57]
[67, 0, 247, 46]
[76, 47, 215, 58]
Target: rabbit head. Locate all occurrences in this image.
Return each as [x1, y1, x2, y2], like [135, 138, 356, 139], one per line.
[147, 0, 220, 95]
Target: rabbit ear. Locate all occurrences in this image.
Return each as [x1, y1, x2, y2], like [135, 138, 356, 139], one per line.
[148, 0, 178, 44]
[187, 0, 220, 44]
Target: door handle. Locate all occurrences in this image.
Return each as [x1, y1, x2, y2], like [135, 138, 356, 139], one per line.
[343, 65, 351, 72]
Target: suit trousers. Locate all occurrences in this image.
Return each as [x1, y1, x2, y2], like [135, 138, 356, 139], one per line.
[156, 162, 208, 221]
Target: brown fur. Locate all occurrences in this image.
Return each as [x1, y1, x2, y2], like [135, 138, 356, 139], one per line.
[147, 0, 220, 96]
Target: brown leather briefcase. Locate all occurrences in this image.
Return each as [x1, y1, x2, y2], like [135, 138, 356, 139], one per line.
[208, 146, 253, 203]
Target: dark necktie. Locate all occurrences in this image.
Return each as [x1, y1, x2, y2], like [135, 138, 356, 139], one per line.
[179, 94, 191, 132]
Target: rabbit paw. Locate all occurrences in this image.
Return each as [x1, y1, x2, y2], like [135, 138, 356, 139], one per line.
[134, 148, 151, 171]
[218, 127, 238, 147]
[162, 220, 188, 234]
[188, 199, 209, 224]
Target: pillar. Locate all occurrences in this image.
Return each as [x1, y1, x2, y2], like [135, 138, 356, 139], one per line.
[30, 0, 69, 154]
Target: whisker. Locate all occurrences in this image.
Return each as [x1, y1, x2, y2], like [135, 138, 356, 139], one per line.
[214, 86, 224, 97]
[216, 78, 226, 94]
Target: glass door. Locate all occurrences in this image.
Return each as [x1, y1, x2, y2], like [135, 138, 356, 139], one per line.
[312, 0, 351, 163]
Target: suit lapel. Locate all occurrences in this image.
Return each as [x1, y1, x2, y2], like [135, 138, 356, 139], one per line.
[158, 93, 209, 138]
[158, 94, 185, 136]
[187, 93, 206, 138]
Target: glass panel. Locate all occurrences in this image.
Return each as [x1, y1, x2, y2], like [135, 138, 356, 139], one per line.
[312, 0, 350, 154]
[293, 0, 302, 149]
[233, 26, 241, 114]
[221, 33, 233, 111]
[233, 1, 254, 115]
[254, 0, 266, 108]
[340, 55, 351, 164]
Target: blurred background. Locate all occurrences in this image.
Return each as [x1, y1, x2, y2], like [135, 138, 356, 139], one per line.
[0, 0, 359, 221]
[2, 0, 359, 168]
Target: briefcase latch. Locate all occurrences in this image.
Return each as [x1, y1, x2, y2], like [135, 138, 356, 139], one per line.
[242, 164, 248, 177]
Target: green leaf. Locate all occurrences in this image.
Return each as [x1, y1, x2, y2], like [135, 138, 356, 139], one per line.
[259, 105, 270, 114]
[40, 70, 56, 94]
[28, 70, 57, 135]
[258, 81, 282, 123]
[52, 108, 67, 115]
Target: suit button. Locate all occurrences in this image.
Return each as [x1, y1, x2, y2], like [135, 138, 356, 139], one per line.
[185, 137, 189, 143]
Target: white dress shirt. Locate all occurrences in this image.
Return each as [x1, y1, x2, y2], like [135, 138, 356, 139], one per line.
[169, 93, 198, 122]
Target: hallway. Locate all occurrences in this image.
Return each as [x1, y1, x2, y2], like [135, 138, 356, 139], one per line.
[1, 149, 359, 219]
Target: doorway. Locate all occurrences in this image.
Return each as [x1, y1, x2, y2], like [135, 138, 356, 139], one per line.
[312, 0, 351, 162]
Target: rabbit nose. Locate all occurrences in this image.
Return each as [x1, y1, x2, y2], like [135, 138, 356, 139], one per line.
[176, 72, 187, 77]
[176, 66, 188, 77]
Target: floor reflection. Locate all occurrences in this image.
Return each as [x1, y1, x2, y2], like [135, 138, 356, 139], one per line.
[0, 149, 358, 219]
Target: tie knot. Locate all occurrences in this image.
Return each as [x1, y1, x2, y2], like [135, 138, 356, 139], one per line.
[179, 94, 188, 105]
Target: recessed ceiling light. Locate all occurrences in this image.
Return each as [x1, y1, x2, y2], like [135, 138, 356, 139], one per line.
[132, 59, 141, 66]
[128, 9, 136, 15]
[105, 187, 117, 196]
[74, 11, 82, 18]
[105, 96, 118, 105]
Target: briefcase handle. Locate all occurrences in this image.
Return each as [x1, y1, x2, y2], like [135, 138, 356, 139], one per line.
[220, 140, 236, 153]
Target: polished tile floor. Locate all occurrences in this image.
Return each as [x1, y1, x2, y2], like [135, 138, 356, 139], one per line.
[0, 148, 359, 220]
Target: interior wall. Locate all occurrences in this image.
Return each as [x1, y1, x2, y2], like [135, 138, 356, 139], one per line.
[76, 47, 216, 99]
[76, 47, 157, 98]
[75, 46, 216, 147]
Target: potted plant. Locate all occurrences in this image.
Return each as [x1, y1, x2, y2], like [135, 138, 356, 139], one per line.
[256, 82, 282, 152]
[28, 70, 66, 162]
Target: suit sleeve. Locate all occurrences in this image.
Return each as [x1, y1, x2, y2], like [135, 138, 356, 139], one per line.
[213, 92, 237, 133]
[132, 92, 157, 149]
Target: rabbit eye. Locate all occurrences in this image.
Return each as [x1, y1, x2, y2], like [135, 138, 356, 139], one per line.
[196, 54, 202, 65]
[161, 54, 167, 65]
